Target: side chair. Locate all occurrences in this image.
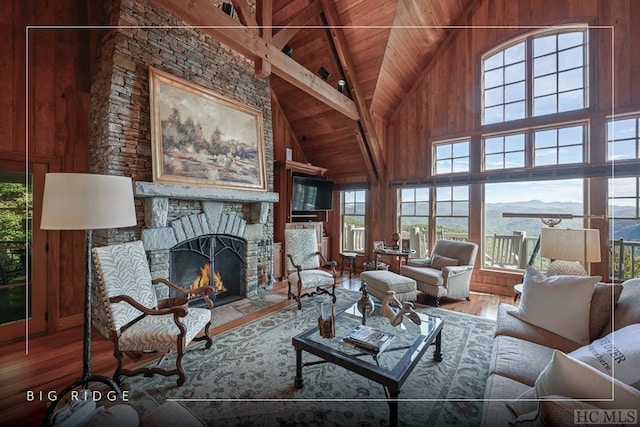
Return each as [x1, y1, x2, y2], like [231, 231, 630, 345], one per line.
[92, 240, 214, 386]
[284, 228, 337, 309]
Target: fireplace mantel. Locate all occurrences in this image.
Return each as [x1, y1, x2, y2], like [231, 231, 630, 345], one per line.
[134, 181, 279, 203]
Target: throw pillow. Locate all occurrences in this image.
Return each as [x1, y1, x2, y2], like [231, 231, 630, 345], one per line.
[508, 350, 640, 416]
[589, 282, 623, 340]
[510, 266, 600, 344]
[430, 254, 459, 270]
[568, 323, 640, 386]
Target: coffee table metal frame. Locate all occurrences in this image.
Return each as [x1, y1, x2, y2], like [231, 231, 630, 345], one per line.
[291, 303, 443, 426]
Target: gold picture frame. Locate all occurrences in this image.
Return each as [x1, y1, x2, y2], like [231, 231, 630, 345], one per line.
[373, 241, 385, 251]
[149, 67, 267, 191]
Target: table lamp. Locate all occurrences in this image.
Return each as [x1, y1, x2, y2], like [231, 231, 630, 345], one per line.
[539, 227, 601, 276]
[40, 173, 136, 420]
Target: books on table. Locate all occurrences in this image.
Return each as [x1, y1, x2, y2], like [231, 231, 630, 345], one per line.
[343, 324, 395, 354]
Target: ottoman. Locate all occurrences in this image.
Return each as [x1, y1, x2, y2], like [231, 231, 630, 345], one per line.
[360, 270, 418, 303]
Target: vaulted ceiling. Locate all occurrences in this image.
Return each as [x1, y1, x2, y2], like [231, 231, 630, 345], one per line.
[150, 0, 478, 182]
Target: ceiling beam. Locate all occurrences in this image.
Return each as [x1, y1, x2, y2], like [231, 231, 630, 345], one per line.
[271, 0, 323, 50]
[255, 0, 272, 77]
[320, 0, 384, 184]
[230, 0, 258, 30]
[148, 0, 358, 120]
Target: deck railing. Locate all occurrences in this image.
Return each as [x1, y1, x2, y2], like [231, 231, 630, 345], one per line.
[343, 225, 365, 252]
[610, 238, 640, 280]
[341, 229, 640, 279]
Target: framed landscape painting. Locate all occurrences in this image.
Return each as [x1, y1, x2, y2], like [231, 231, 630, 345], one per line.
[149, 67, 266, 191]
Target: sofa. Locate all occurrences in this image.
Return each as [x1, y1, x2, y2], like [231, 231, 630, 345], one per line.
[481, 275, 640, 426]
[399, 239, 478, 306]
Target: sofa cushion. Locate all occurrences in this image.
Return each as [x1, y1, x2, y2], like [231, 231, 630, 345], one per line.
[489, 335, 556, 386]
[590, 282, 623, 340]
[510, 267, 600, 345]
[481, 373, 532, 426]
[569, 323, 640, 386]
[399, 265, 443, 287]
[431, 239, 478, 266]
[603, 279, 640, 333]
[496, 305, 583, 353]
[538, 396, 600, 427]
[511, 350, 640, 416]
[405, 258, 431, 267]
[430, 253, 459, 270]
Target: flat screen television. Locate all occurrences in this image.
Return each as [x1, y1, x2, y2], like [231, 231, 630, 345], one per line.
[291, 175, 334, 211]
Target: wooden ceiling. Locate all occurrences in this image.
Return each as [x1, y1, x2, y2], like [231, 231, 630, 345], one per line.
[150, 0, 477, 182]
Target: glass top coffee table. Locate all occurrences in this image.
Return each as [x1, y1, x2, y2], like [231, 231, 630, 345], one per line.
[291, 302, 444, 426]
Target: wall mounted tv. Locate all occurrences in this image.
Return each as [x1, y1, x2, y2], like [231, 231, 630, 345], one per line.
[291, 175, 334, 211]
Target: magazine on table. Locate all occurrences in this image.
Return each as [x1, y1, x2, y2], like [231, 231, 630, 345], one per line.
[342, 324, 395, 353]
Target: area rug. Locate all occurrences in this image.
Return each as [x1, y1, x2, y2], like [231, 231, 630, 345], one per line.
[119, 289, 496, 426]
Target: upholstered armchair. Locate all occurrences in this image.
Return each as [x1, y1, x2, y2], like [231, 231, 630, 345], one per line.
[400, 239, 478, 306]
[92, 240, 214, 386]
[284, 228, 337, 309]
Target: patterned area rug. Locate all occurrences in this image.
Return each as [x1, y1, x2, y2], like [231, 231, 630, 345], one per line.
[120, 289, 496, 426]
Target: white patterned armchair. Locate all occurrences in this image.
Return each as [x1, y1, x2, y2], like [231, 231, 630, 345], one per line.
[284, 228, 337, 309]
[92, 240, 214, 386]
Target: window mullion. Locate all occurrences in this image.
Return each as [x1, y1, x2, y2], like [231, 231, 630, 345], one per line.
[526, 37, 534, 119]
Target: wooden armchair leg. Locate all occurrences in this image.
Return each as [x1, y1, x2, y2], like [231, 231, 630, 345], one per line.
[175, 352, 186, 387]
[111, 336, 125, 385]
[193, 320, 213, 349]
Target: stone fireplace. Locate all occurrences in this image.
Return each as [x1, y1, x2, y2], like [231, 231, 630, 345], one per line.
[86, 0, 278, 304]
[135, 181, 278, 301]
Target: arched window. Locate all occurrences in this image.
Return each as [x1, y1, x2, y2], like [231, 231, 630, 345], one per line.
[482, 26, 588, 125]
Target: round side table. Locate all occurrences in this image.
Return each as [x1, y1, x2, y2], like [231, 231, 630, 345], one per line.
[513, 283, 523, 302]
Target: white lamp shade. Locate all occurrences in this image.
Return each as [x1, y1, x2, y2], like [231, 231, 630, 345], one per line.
[40, 173, 137, 230]
[539, 227, 601, 263]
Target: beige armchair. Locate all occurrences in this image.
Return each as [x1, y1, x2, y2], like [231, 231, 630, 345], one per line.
[92, 241, 214, 386]
[400, 239, 478, 306]
[284, 228, 337, 309]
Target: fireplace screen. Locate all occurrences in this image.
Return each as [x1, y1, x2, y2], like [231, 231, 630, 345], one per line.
[169, 235, 245, 307]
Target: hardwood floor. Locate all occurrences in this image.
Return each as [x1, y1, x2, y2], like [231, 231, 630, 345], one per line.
[0, 274, 515, 426]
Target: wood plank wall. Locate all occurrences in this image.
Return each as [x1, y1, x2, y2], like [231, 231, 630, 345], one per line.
[384, 0, 640, 295]
[1, 0, 97, 333]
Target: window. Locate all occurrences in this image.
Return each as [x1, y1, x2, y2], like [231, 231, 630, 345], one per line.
[483, 42, 526, 124]
[533, 31, 586, 116]
[482, 27, 587, 125]
[433, 140, 470, 174]
[435, 185, 469, 241]
[399, 187, 429, 257]
[341, 190, 366, 252]
[484, 179, 584, 271]
[534, 124, 585, 166]
[484, 133, 525, 170]
[607, 115, 640, 161]
[608, 177, 640, 279]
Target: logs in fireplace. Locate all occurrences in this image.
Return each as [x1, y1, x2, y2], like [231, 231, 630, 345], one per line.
[169, 234, 245, 307]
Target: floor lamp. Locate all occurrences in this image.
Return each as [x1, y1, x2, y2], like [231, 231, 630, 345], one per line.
[40, 173, 137, 422]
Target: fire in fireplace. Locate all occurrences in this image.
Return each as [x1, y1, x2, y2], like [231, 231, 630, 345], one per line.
[170, 235, 245, 306]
